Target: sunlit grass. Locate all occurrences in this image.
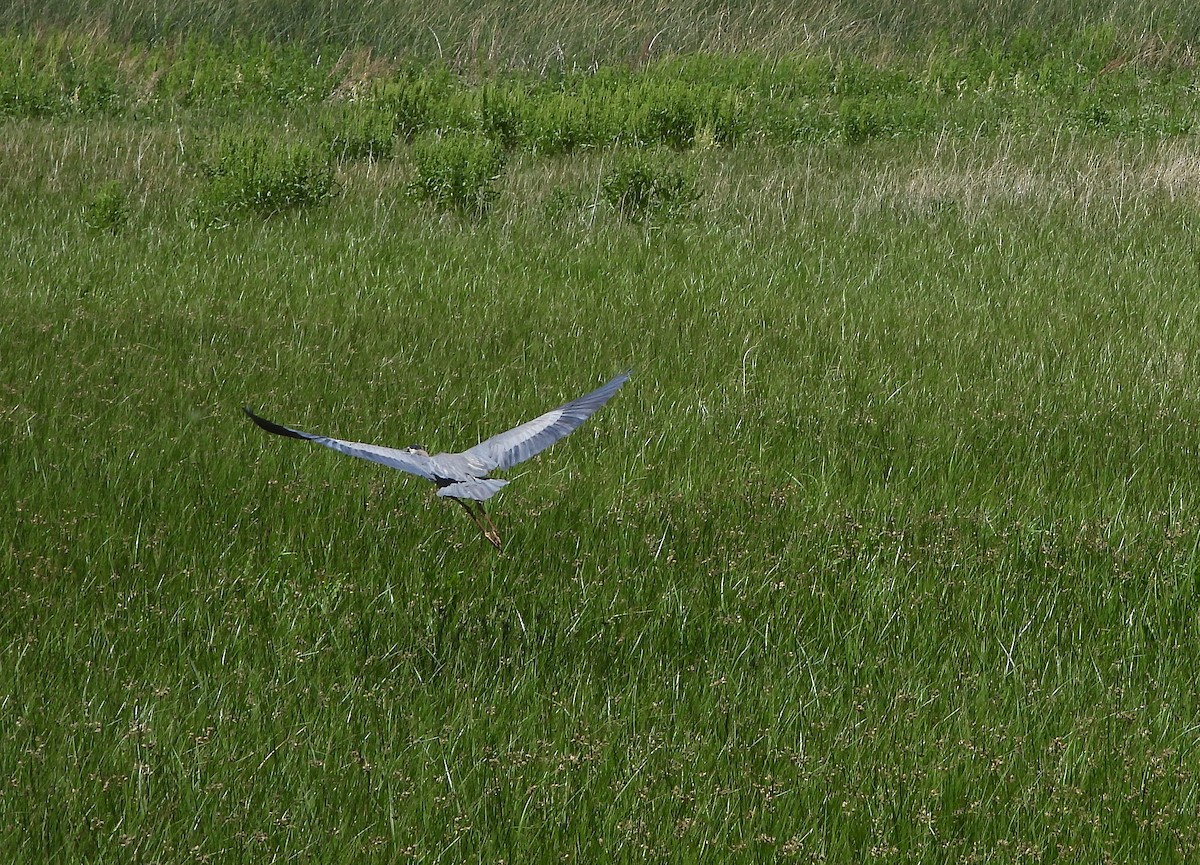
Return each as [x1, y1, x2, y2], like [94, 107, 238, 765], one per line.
[5, 86, 1200, 863]
[7, 0, 1200, 64]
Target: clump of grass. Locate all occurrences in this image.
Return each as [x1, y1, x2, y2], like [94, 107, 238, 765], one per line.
[601, 148, 701, 221]
[541, 184, 597, 226]
[82, 181, 131, 233]
[408, 130, 505, 217]
[190, 129, 336, 226]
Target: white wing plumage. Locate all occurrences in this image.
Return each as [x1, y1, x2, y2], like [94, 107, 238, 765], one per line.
[243, 408, 436, 480]
[460, 372, 631, 472]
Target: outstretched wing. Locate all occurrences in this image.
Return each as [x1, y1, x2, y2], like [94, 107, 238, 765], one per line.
[243, 407, 436, 480]
[459, 371, 630, 472]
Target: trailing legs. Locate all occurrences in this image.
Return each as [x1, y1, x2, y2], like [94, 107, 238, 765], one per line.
[454, 499, 502, 550]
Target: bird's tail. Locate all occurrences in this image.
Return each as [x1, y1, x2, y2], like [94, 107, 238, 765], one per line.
[436, 478, 509, 501]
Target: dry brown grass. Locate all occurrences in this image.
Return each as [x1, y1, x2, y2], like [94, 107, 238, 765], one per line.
[1142, 141, 1200, 199]
[848, 137, 1200, 220]
[327, 48, 399, 102]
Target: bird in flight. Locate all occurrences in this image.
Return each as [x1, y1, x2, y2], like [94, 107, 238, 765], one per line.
[244, 371, 630, 549]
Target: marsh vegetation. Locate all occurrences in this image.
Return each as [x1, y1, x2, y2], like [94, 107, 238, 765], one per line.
[5, 4, 1200, 861]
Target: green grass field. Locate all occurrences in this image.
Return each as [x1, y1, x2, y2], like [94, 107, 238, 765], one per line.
[5, 11, 1200, 862]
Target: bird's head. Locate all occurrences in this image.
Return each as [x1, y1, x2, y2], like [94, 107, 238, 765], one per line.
[403, 444, 429, 457]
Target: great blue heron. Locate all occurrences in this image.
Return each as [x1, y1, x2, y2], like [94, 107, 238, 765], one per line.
[244, 371, 630, 549]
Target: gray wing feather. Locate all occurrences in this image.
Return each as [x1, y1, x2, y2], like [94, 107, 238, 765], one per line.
[460, 372, 630, 472]
[436, 478, 510, 500]
[244, 407, 436, 480]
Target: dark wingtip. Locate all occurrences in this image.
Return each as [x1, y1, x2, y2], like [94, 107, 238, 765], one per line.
[243, 406, 308, 440]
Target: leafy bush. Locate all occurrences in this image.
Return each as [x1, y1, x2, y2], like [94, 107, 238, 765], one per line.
[190, 130, 336, 226]
[1076, 97, 1114, 130]
[631, 79, 703, 149]
[601, 148, 701, 222]
[323, 103, 396, 161]
[837, 95, 931, 144]
[0, 34, 127, 117]
[704, 87, 755, 145]
[155, 37, 334, 108]
[408, 131, 506, 217]
[839, 97, 885, 145]
[523, 93, 600, 154]
[374, 72, 455, 140]
[479, 83, 527, 149]
[82, 181, 131, 234]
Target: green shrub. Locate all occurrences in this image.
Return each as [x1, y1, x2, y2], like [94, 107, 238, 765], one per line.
[524, 91, 623, 154]
[705, 87, 755, 145]
[838, 97, 885, 144]
[632, 80, 702, 149]
[82, 181, 131, 234]
[190, 130, 336, 226]
[323, 103, 396, 161]
[601, 148, 701, 222]
[408, 131, 505, 218]
[0, 34, 127, 117]
[837, 94, 931, 144]
[1077, 97, 1113, 130]
[156, 37, 333, 108]
[479, 83, 527, 149]
[374, 73, 452, 140]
